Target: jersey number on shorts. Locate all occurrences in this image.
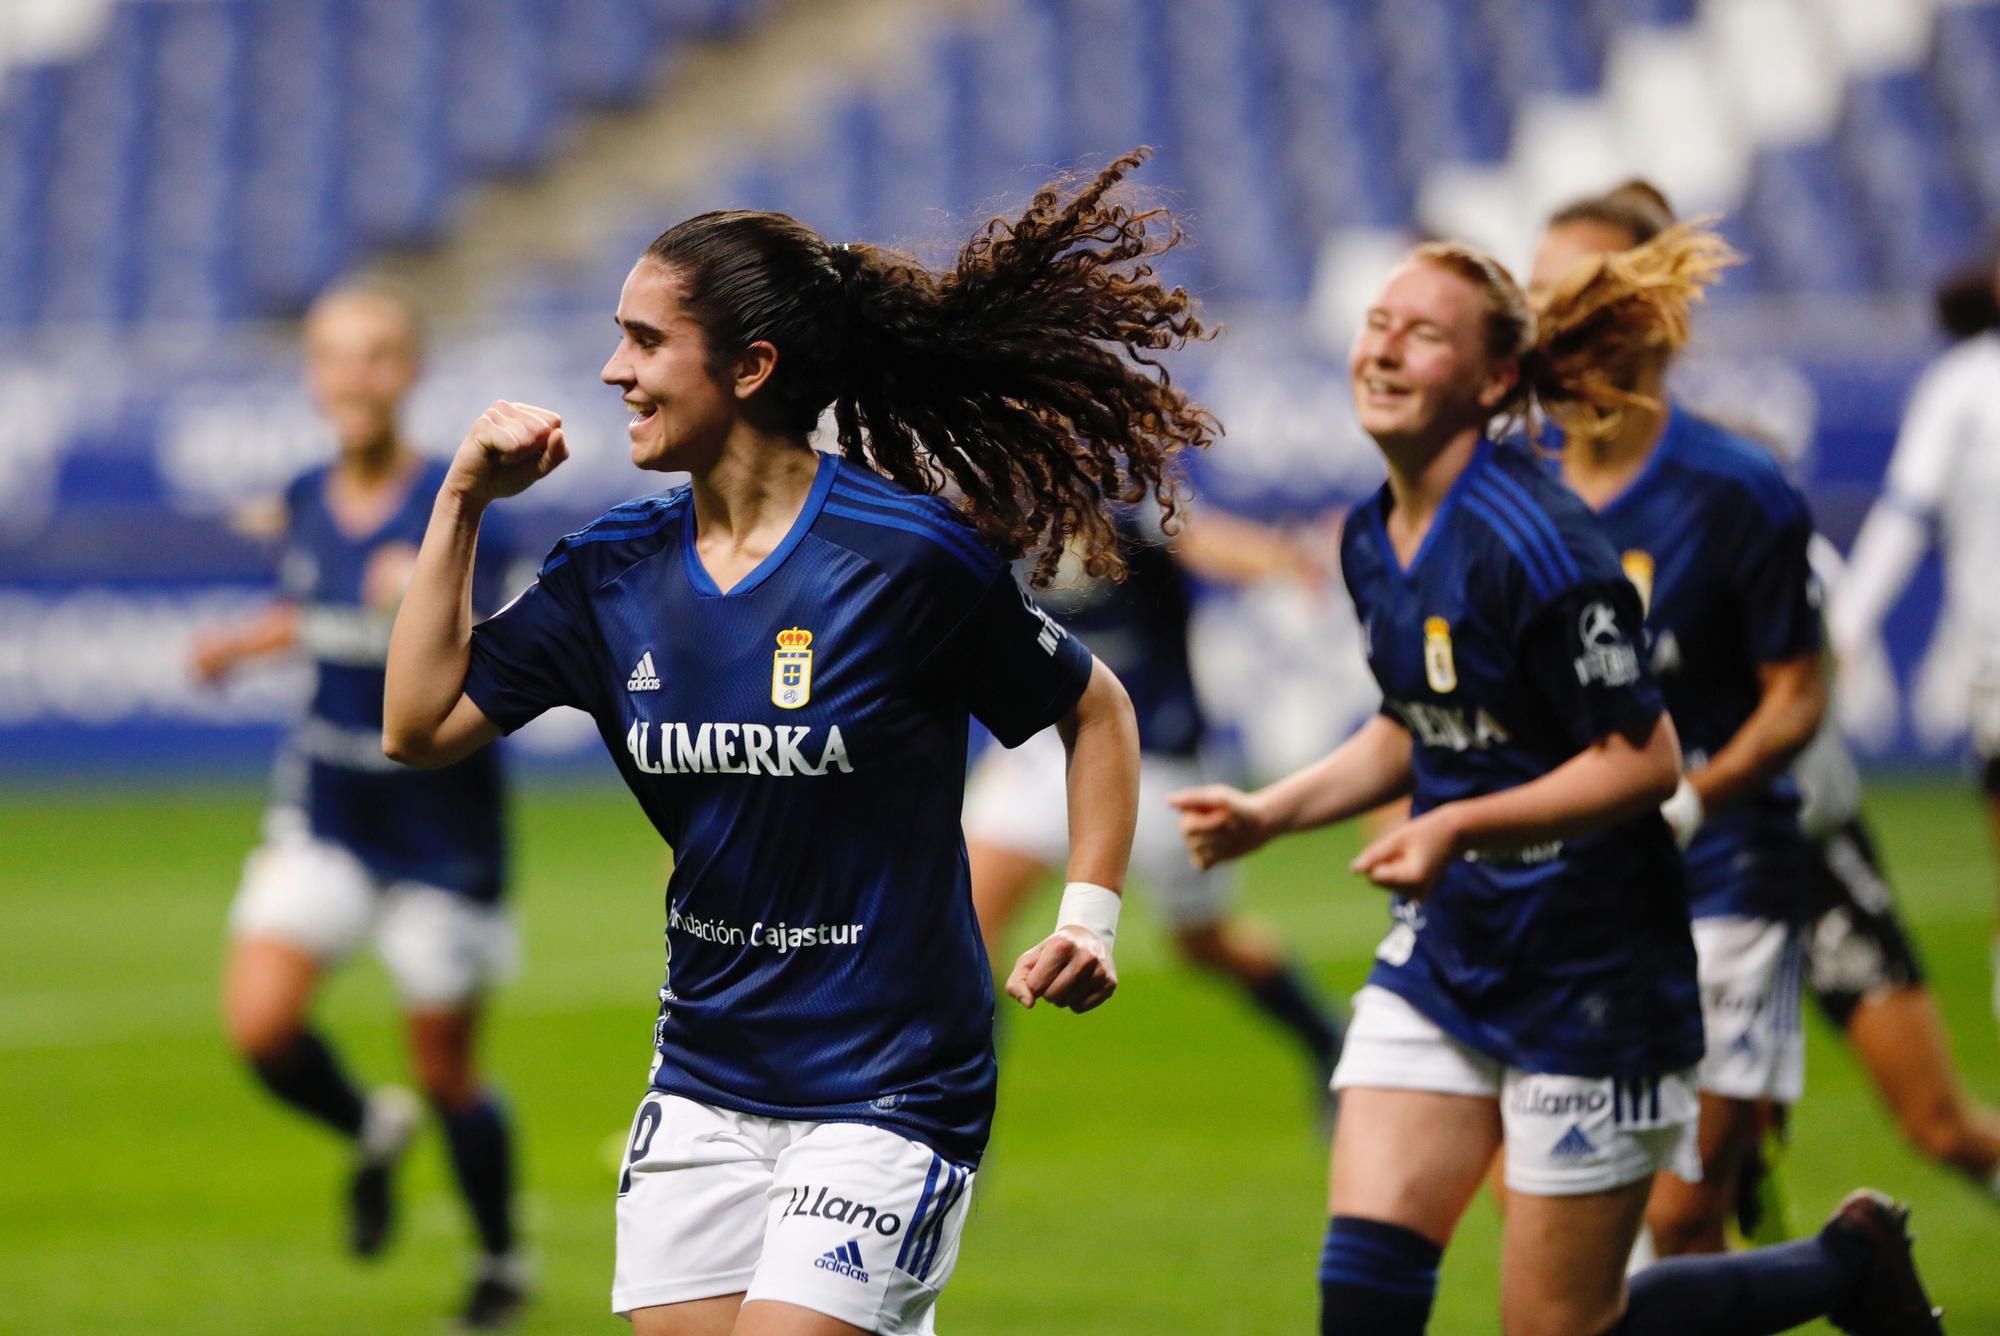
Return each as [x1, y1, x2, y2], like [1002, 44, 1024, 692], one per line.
[619, 1097, 664, 1196]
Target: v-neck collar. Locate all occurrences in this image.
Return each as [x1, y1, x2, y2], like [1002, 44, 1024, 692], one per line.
[1375, 436, 1491, 578]
[1589, 404, 1680, 520]
[324, 455, 429, 544]
[680, 450, 837, 598]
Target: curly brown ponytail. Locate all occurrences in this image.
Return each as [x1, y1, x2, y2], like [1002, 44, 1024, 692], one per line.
[1526, 217, 1742, 444]
[644, 147, 1216, 586]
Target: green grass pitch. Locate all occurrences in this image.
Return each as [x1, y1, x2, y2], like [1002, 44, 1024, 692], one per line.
[2, 779, 1995, 1333]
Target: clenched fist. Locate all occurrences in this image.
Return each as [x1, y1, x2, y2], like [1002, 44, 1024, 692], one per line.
[1167, 784, 1276, 870]
[446, 401, 570, 505]
[1004, 926, 1117, 1014]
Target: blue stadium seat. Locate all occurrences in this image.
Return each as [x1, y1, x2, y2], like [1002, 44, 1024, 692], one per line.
[1742, 144, 1875, 293]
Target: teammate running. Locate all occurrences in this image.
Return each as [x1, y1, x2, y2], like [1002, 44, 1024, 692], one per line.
[1174, 241, 1941, 1334]
[192, 286, 527, 1328]
[964, 503, 1346, 1097]
[1788, 537, 2000, 1211]
[1831, 243, 2000, 1017]
[383, 150, 1209, 1336]
[1526, 184, 1827, 1259]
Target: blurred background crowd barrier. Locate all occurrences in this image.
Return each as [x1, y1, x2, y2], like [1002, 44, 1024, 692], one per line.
[1, 0, 1994, 778]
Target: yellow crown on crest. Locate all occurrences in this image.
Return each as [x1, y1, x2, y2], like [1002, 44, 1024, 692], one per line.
[775, 627, 813, 649]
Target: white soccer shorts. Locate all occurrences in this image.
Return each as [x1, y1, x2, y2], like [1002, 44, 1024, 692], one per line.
[962, 726, 1235, 930]
[1969, 669, 2000, 762]
[228, 817, 516, 1009]
[1690, 915, 1807, 1105]
[612, 1094, 974, 1334]
[1331, 985, 1701, 1196]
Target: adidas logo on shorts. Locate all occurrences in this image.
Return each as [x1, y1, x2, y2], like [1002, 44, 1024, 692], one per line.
[627, 651, 661, 692]
[816, 1239, 869, 1283]
[1549, 1123, 1598, 1161]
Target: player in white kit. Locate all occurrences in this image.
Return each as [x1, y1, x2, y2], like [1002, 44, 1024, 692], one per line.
[1832, 246, 2000, 1015]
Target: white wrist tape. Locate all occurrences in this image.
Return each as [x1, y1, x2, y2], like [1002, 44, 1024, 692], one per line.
[1056, 882, 1121, 954]
[1660, 777, 1705, 851]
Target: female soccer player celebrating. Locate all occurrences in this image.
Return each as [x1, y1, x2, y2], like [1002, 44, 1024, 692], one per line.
[1531, 186, 2000, 1240]
[1525, 184, 1827, 1259]
[384, 150, 1204, 1336]
[193, 286, 526, 1329]
[1174, 243, 1939, 1334]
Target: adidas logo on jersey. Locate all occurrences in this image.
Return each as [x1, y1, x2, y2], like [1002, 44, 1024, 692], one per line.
[627, 651, 662, 692]
[1549, 1123, 1598, 1161]
[815, 1239, 869, 1283]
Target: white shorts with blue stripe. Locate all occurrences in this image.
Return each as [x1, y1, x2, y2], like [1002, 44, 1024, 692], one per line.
[612, 1093, 973, 1333]
[1691, 915, 1807, 1105]
[1332, 986, 1702, 1197]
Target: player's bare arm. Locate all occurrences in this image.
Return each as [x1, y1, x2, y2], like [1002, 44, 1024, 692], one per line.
[1671, 651, 1827, 838]
[1005, 656, 1136, 1015]
[383, 401, 568, 768]
[189, 601, 302, 684]
[1353, 712, 1681, 899]
[1168, 506, 1327, 588]
[1169, 713, 1414, 871]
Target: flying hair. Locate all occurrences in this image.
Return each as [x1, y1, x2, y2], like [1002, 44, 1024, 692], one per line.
[643, 147, 1216, 586]
[1526, 215, 1742, 444]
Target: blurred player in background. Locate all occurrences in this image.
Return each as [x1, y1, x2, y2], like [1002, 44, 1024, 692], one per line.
[1831, 242, 2000, 1018]
[964, 505, 1347, 1101]
[381, 150, 1210, 1336]
[1174, 242, 1937, 1335]
[1528, 185, 1828, 1260]
[189, 287, 527, 1329]
[1793, 534, 2000, 1209]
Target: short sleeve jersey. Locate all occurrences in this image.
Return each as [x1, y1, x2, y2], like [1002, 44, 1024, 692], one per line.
[1583, 408, 1822, 922]
[1034, 505, 1204, 757]
[277, 460, 510, 902]
[1340, 439, 1701, 1079]
[461, 453, 1092, 1165]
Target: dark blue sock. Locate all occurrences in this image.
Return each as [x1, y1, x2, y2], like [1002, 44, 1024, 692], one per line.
[251, 1029, 366, 1138]
[1248, 965, 1346, 1066]
[1609, 1237, 1850, 1334]
[1319, 1215, 1442, 1335]
[440, 1095, 516, 1257]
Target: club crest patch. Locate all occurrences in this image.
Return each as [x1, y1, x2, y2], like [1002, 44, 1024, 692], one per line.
[772, 627, 814, 709]
[1621, 550, 1655, 616]
[1423, 616, 1457, 693]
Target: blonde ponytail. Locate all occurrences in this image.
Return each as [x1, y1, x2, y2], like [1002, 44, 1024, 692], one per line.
[1528, 218, 1742, 444]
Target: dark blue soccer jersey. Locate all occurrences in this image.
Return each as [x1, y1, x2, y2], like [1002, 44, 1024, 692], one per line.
[277, 460, 510, 902]
[1580, 408, 1821, 922]
[1035, 507, 1204, 757]
[461, 452, 1093, 1164]
[1340, 439, 1702, 1079]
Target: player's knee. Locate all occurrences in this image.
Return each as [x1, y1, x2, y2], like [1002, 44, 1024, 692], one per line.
[1171, 924, 1232, 970]
[1899, 1098, 1981, 1169]
[413, 1054, 478, 1113]
[225, 1003, 302, 1062]
[1643, 1199, 1724, 1258]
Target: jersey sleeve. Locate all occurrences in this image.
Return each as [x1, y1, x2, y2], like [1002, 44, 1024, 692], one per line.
[1729, 483, 1823, 665]
[1882, 353, 1976, 516]
[920, 569, 1094, 747]
[462, 539, 604, 733]
[1519, 579, 1665, 751]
